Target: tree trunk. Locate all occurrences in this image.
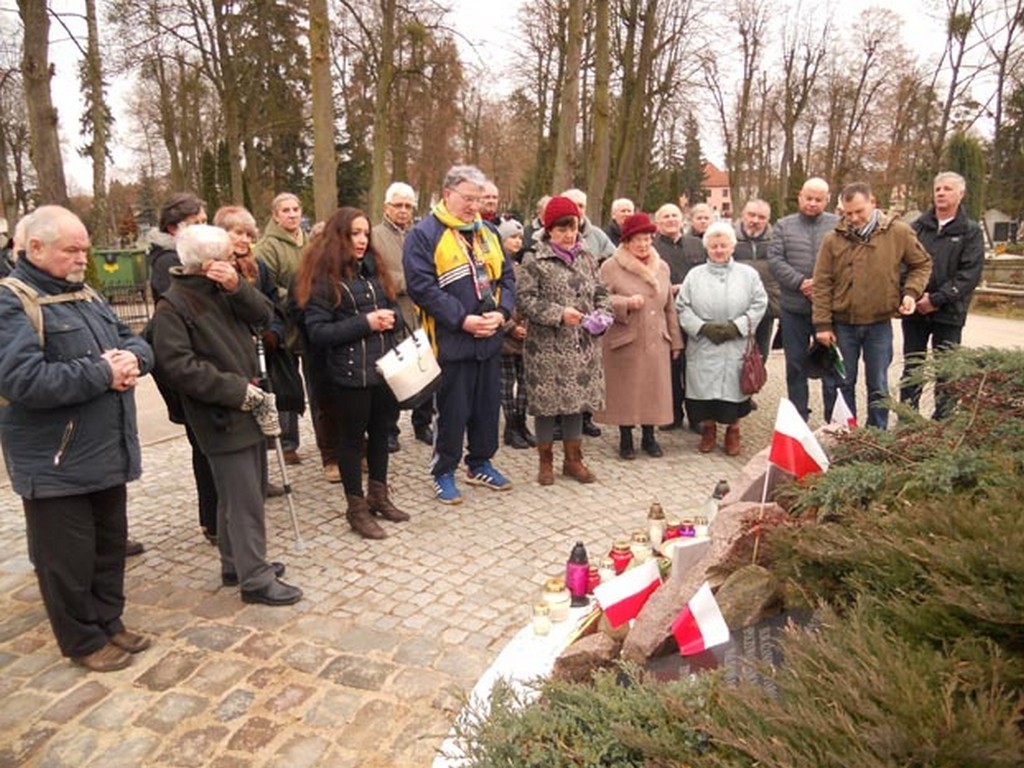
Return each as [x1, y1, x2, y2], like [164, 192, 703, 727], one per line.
[18, 0, 68, 206]
[210, 0, 244, 203]
[309, 0, 337, 221]
[552, 0, 583, 192]
[586, 0, 611, 225]
[369, 0, 397, 223]
[84, 0, 110, 244]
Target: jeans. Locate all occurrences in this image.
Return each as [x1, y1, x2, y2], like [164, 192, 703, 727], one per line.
[779, 309, 837, 422]
[835, 321, 893, 430]
[900, 317, 963, 419]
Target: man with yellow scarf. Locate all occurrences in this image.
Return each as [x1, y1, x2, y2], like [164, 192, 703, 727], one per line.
[403, 165, 517, 504]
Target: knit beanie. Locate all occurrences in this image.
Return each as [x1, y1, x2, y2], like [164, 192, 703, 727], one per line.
[543, 196, 581, 230]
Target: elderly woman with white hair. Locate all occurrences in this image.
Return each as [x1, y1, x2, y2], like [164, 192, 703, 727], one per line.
[150, 224, 303, 606]
[676, 221, 767, 456]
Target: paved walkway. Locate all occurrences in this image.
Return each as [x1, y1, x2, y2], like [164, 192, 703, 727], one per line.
[1, 315, 1019, 767]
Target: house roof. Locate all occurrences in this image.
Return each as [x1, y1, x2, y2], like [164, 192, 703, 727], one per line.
[702, 162, 729, 189]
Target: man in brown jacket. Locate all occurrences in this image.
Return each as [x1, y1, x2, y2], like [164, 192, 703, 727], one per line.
[813, 182, 931, 429]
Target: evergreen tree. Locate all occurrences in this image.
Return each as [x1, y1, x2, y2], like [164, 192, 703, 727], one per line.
[678, 113, 705, 205]
[943, 131, 986, 221]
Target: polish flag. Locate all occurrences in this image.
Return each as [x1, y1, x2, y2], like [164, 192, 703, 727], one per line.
[671, 582, 730, 656]
[593, 558, 662, 629]
[830, 390, 858, 428]
[768, 397, 830, 479]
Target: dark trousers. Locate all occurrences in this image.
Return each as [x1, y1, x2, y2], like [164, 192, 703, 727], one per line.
[185, 422, 218, 535]
[208, 444, 273, 591]
[754, 315, 774, 363]
[900, 316, 963, 419]
[433, 356, 501, 477]
[670, 353, 685, 425]
[780, 308, 837, 422]
[500, 354, 527, 423]
[24, 485, 127, 657]
[333, 384, 399, 496]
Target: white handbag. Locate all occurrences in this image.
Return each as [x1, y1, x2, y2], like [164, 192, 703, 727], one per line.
[375, 328, 442, 409]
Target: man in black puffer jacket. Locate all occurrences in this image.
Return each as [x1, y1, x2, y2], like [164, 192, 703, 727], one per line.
[900, 171, 984, 418]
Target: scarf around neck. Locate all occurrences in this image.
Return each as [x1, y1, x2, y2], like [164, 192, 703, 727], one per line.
[612, 246, 661, 289]
[549, 239, 582, 266]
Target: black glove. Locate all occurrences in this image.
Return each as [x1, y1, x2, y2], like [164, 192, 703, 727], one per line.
[701, 322, 741, 344]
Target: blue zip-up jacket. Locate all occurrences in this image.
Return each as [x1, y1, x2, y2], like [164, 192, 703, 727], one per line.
[0, 259, 153, 498]
[402, 213, 516, 363]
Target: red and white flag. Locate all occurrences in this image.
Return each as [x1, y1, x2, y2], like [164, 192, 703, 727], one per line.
[768, 397, 830, 479]
[593, 558, 662, 629]
[671, 582, 730, 656]
[830, 390, 858, 428]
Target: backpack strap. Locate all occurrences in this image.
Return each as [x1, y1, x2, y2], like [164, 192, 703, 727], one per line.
[0, 277, 102, 347]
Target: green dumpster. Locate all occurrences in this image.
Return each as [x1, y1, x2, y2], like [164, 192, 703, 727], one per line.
[90, 249, 147, 290]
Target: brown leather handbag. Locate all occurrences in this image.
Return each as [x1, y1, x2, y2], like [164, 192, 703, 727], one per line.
[740, 318, 767, 395]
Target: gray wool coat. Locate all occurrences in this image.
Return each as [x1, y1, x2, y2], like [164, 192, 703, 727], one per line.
[517, 239, 611, 417]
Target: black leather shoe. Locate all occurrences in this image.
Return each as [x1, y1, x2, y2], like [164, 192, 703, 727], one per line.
[241, 578, 302, 606]
[582, 415, 602, 437]
[641, 438, 664, 457]
[387, 434, 400, 453]
[223, 561, 286, 587]
[125, 539, 144, 557]
[413, 425, 434, 445]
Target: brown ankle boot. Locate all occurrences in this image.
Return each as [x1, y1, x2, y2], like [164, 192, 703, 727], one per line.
[698, 421, 717, 453]
[562, 439, 596, 483]
[345, 495, 387, 539]
[724, 424, 741, 456]
[537, 442, 555, 486]
[367, 479, 409, 522]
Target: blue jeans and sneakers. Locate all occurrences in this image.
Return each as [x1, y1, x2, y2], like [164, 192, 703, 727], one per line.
[835, 320, 894, 430]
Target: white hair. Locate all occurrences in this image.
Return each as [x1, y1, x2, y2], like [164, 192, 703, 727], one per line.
[177, 224, 231, 271]
[703, 221, 737, 249]
[385, 182, 417, 204]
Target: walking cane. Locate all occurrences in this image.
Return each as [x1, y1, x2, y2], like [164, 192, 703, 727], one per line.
[255, 331, 307, 552]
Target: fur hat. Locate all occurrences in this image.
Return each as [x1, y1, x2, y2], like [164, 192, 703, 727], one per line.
[620, 212, 657, 242]
[498, 218, 524, 241]
[543, 196, 581, 230]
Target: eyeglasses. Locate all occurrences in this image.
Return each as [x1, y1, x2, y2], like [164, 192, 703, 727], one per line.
[387, 202, 415, 210]
[448, 188, 483, 205]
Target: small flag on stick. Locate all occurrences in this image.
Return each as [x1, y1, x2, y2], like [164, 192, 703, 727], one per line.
[768, 398, 830, 479]
[671, 582, 730, 656]
[830, 390, 857, 428]
[592, 559, 662, 629]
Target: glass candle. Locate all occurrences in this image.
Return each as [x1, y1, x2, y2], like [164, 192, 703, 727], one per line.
[532, 602, 552, 635]
[609, 540, 633, 574]
[647, 502, 666, 549]
[542, 577, 571, 622]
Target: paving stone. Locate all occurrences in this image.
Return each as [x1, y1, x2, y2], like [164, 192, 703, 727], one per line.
[155, 725, 230, 767]
[234, 632, 285, 661]
[192, 591, 247, 620]
[335, 626, 400, 654]
[36, 730, 98, 768]
[394, 636, 443, 667]
[40, 680, 109, 724]
[279, 641, 335, 675]
[83, 733, 160, 766]
[177, 623, 251, 652]
[302, 688, 362, 728]
[246, 664, 290, 690]
[28, 662, 88, 694]
[288, 613, 352, 647]
[264, 683, 315, 715]
[385, 667, 452, 700]
[135, 692, 208, 734]
[215, 689, 255, 722]
[267, 734, 330, 768]
[0, 610, 47, 643]
[209, 756, 252, 768]
[0, 723, 58, 767]
[134, 649, 204, 691]
[338, 699, 407, 750]
[0, 691, 51, 731]
[319, 655, 396, 691]
[80, 690, 151, 731]
[226, 715, 282, 751]
[183, 658, 251, 696]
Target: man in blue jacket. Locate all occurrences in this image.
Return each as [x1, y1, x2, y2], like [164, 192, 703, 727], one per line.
[900, 171, 984, 419]
[403, 165, 517, 504]
[0, 206, 154, 672]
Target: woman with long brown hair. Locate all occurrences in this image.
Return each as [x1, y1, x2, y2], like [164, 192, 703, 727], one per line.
[294, 207, 407, 539]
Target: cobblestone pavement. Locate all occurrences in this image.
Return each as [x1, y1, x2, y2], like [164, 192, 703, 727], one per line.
[0, 314, 1018, 767]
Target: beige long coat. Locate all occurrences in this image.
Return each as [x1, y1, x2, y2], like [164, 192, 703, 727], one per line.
[594, 248, 683, 426]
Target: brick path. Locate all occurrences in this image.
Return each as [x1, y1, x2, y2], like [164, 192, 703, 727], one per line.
[2, 312, 1017, 767]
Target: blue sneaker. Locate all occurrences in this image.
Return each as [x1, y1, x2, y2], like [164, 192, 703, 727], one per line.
[466, 461, 512, 491]
[433, 472, 463, 504]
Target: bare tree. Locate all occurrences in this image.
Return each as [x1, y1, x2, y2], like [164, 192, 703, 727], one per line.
[551, 0, 583, 190]
[586, 0, 612, 222]
[18, 0, 68, 205]
[310, 0, 337, 220]
[82, 0, 111, 244]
